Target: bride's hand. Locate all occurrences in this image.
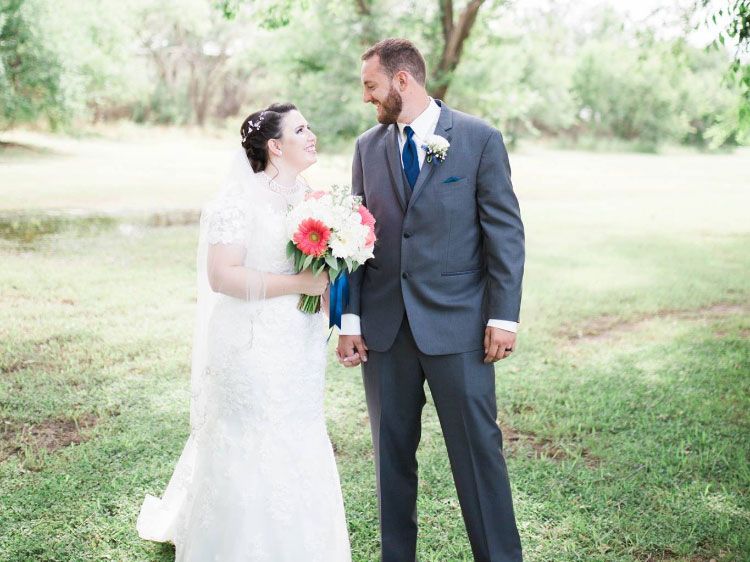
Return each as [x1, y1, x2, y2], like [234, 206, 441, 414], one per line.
[296, 268, 329, 296]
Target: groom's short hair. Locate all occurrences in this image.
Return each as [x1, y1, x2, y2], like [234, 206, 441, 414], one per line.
[362, 38, 426, 86]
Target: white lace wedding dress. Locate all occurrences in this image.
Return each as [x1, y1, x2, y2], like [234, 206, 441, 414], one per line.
[137, 152, 351, 562]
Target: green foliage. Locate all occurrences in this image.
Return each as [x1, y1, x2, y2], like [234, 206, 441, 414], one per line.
[0, 0, 65, 129]
[45, 1, 150, 123]
[705, 0, 750, 136]
[266, 2, 374, 145]
[571, 39, 695, 150]
[449, 29, 576, 146]
[132, 83, 192, 126]
[430, 3, 743, 150]
[1, 0, 151, 129]
[216, 0, 308, 27]
[0, 0, 747, 149]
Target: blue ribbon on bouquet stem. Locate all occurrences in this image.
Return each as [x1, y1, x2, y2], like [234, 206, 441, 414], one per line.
[328, 271, 349, 331]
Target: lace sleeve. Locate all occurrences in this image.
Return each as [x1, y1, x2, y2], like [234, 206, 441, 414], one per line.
[206, 204, 247, 245]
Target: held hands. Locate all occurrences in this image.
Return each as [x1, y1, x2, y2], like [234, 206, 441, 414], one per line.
[335, 327, 514, 366]
[484, 326, 516, 363]
[336, 335, 368, 367]
[296, 268, 329, 296]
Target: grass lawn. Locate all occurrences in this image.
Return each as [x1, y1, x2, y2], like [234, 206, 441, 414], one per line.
[1, 130, 749, 561]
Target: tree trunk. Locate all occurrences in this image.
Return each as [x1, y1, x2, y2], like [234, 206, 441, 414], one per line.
[353, 0, 379, 48]
[188, 53, 227, 126]
[429, 0, 485, 100]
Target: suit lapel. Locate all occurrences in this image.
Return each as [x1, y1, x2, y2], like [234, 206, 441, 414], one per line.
[407, 101, 453, 210]
[384, 124, 407, 212]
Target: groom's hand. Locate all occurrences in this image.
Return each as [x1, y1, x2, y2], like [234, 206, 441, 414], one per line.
[484, 327, 516, 364]
[336, 335, 368, 367]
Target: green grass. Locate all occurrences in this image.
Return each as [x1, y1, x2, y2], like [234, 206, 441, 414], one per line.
[1, 132, 749, 561]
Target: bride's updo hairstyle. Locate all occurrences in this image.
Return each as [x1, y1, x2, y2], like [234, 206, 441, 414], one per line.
[240, 103, 297, 172]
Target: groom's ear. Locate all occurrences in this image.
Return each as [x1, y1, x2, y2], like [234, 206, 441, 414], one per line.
[394, 70, 410, 90]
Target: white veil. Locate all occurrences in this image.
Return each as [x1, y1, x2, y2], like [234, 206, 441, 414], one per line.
[191, 147, 267, 437]
[137, 148, 267, 543]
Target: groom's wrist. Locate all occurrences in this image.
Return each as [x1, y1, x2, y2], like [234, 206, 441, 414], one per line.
[339, 314, 362, 336]
[487, 319, 518, 333]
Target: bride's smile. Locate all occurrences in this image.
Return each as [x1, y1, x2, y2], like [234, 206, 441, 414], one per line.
[274, 110, 318, 171]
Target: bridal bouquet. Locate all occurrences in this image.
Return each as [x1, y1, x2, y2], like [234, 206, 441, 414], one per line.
[286, 184, 376, 315]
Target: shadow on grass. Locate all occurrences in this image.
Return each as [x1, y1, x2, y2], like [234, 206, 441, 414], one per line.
[0, 209, 202, 245]
[0, 140, 61, 160]
[0, 211, 118, 244]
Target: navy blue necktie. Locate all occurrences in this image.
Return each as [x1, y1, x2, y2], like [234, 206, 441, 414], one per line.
[402, 125, 419, 190]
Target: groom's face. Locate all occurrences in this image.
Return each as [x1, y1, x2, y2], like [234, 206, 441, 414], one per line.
[361, 56, 402, 124]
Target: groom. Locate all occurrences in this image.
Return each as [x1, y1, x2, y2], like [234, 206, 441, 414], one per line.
[337, 38, 524, 562]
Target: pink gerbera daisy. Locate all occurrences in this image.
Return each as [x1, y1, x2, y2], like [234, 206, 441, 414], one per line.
[293, 218, 331, 256]
[358, 205, 376, 247]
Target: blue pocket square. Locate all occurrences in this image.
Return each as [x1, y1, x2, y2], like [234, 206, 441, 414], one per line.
[443, 176, 463, 184]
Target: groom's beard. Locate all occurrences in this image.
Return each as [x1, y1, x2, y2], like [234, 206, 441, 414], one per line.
[375, 86, 403, 124]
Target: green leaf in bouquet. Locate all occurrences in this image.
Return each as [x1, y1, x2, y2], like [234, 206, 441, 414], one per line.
[328, 267, 341, 282]
[325, 253, 339, 270]
[312, 259, 326, 276]
[295, 250, 306, 272]
[286, 240, 296, 258]
[303, 254, 314, 270]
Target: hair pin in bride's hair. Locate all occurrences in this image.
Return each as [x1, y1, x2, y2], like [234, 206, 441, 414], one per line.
[242, 110, 268, 143]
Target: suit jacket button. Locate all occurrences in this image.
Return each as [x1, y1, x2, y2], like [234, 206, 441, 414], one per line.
[402, 272, 408, 279]
[403, 232, 411, 238]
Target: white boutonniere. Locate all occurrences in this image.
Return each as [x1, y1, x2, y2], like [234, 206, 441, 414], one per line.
[421, 134, 450, 164]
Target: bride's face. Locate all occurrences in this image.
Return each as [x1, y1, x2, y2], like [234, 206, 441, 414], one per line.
[274, 110, 317, 171]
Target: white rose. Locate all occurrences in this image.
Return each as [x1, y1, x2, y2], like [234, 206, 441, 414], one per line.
[330, 221, 368, 259]
[425, 134, 450, 150]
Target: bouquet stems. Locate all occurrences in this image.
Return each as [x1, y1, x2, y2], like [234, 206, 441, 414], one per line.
[298, 294, 321, 314]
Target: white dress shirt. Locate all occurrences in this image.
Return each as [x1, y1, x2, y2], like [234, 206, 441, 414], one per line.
[340, 98, 518, 336]
[396, 98, 441, 169]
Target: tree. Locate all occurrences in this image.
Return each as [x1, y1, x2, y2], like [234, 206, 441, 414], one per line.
[0, 0, 65, 129]
[1, 0, 150, 129]
[429, 0, 486, 99]
[705, 0, 750, 136]
[217, 0, 494, 101]
[135, 0, 242, 125]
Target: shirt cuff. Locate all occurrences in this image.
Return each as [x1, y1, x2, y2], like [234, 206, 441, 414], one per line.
[339, 314, 362, 335]
[487, 319, 518, 333]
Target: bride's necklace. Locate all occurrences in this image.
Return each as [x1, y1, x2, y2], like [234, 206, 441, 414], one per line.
[259, 171, 302, 195]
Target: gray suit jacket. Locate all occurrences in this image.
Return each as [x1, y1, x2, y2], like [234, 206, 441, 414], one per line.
[345, 101, 525, 355]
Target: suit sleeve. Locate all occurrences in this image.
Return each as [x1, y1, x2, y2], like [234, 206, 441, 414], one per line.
[476, 129, 525, 322]
[343, 138, 365, 316]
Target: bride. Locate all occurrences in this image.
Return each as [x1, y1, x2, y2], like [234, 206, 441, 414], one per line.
[137, 103, 352, 561]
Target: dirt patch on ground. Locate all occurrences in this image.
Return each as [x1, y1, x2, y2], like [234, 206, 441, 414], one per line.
[500, 423, 600, 467]
[0, 413, 99, 466]
[0, 359, 27, 375]
[564, 303, 748, 343]
[1, 334, 94, 376]
[714, 327, 750, 339]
